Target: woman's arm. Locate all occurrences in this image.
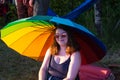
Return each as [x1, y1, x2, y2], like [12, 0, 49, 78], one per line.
[63, 51, 81, 80]
[38, 48, 51, 80]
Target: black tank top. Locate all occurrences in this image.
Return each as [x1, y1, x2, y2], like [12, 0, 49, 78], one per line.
[48, 56, 71, 79]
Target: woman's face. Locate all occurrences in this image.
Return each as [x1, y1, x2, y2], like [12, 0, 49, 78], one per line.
[55, 28, 68, 46]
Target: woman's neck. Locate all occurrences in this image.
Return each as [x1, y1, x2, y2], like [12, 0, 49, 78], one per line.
[59, 46, 67, 56]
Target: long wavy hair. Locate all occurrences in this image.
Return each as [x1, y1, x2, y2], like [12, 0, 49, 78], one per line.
[50, 24, 80, 55]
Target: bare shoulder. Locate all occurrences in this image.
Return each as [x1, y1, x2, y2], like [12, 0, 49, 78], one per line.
[71, 51, 80, 58]
[70, 51, 81, 63]
[46, 48, 51, 55]
[42, 48, 51, 64]
[70, 51, 81, 69]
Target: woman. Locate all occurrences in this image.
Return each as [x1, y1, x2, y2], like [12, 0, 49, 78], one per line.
[39, 24, 81, 80]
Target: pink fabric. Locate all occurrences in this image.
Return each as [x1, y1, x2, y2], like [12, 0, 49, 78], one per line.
[79, 65, 111, 80]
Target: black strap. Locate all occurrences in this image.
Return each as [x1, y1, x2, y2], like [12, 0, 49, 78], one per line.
[75, 74, 80, 80]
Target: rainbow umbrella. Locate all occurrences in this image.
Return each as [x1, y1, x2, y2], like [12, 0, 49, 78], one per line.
[1, 16, 106, 64]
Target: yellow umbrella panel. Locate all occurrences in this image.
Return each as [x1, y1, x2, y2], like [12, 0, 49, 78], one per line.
[1, 18, 55, 61]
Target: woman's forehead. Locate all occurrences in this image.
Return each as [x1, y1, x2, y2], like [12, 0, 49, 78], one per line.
[55, 28, 67, 34]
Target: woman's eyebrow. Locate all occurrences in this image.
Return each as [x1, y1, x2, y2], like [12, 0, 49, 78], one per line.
[56, 32, 66, 34]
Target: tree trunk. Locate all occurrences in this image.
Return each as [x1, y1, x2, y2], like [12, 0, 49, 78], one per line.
[94, 0, 103, 37]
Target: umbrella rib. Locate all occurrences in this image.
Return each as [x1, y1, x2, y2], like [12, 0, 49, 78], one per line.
[21, 28, 54, 55]
[38, 32, 54, 61]
[9, 20, 54, 47]
[31, 20, 54, 29]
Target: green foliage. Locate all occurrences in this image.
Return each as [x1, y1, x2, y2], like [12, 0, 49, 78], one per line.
[7, 4, 17, 22]
[0, 3, 17, 28]
[101, 0, 120, 49]
[50, 0, 84, 16]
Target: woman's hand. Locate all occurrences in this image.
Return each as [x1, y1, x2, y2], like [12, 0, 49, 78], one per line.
[29, 0, 33, 7]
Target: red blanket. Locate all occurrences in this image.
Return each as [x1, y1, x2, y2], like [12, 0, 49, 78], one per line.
[79, 65, 114, 80]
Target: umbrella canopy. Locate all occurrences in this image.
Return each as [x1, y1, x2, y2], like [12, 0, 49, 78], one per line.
[1, 16, 106, 64]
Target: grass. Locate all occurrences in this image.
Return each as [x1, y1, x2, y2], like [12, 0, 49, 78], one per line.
[0, 39, 120, 80]
[0, 40, 41, 80]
